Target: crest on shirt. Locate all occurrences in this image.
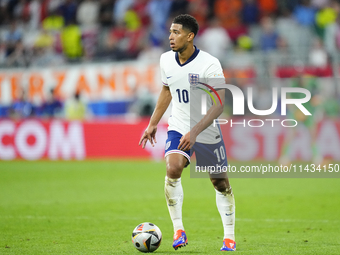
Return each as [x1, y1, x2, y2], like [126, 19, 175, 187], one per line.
[188, 73, 199, 88]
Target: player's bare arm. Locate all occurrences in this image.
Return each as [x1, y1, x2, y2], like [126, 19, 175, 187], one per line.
[139, 85, 172, 149]
[178, 89, 225, 151]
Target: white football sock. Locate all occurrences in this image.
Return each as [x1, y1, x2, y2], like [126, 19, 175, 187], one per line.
[165, 176, 184, 232]
[216, 187, 235, 241]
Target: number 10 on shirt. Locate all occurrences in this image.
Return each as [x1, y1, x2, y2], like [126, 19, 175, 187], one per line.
[176, 89, 189, 103]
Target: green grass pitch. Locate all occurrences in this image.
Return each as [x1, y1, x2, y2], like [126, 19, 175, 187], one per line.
[1, 160, 340, 254]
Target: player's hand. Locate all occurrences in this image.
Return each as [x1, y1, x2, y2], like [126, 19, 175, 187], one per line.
[139, 125, 157, 149]
[178, 131, 196, 151]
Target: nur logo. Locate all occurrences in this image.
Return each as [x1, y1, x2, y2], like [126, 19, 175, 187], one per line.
[189, 73, 312, 119]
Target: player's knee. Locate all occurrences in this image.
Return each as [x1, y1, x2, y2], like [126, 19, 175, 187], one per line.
[211, 178, 228, 192]
[166, 162, 183, 178]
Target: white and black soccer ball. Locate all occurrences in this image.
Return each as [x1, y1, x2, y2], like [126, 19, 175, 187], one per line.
[132, 222, 162, 253]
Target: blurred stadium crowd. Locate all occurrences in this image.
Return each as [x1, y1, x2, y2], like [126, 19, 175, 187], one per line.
[0, 0, 339, 119]
[1, 0, 340, 66]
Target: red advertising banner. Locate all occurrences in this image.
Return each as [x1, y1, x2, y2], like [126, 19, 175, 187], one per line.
[0, 119, 339, 161]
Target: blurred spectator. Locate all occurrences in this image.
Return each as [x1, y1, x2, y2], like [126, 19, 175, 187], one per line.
[0, 1, 8, 25]
[258, 0, 277, 16]
[82, 29, 98, 61]
[0, 0, 338, 70]
[315, 1, 337, 38]
[309, 37, 328, 67]
[259, 16, 280, 51]
[100, 20, 145, 60]
[188, 0, 209, 27]
[198, 17, 231, 63]
[65, 92, 87, 120]
[6, 39, 31, 67]
[59, 0, 77, 25]
[34, 28, 54, 48]
[293, 0, 316, 27]
[48, 0, 63, 12]
[13, 0, 31, 24]
[76, 0, 99, 60]
[273, 36, 292, 66]
[12, 0, 43, 30]
[31, 28, 64, 67]
[133, 0, 150, 27]
[39, 0, 50, 23]
[214, 0, 243, 30]
[316, 0, 338, 27]
[324, 15, 340, 55]
[214, 0, 248, 42]
[60, 20, 83, 61]
[0, 40, 6, 66]
[3, 20, 22, 56]
[311, 0, 330, 9]
[42, 9, 64, 32]
[99, 0, 114, 27]
[169, 0, 189, 18]
[323, 1, 340, 53]
[237, 35, 253, 51]
[242, 0, 260, 25]
[226, 36, 254, 69]
[30, 44, 64, 67]
[41, 9, 64, 55]
[41, 88, 63, 118]
[100, 20, 125, 60]
[28, 0, 42, 30]
[276, 0, 298, 12]
[147, 0, 172, 46]
[276, 8, 296, 44]
[76, 0, 99, 29]
[276, 8, 301, 54]
[9, 90, 33, 119]
[113, 0, 135, 23]
[124, 7, 141, 32]
[5, 0, 19, 22]
[277, 7, 315, 58]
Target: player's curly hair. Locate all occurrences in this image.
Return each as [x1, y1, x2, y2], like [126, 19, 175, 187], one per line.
[173, 14, 199, 37]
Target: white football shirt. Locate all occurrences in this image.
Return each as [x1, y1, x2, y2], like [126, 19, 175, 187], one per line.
[160, 46, 225, 144]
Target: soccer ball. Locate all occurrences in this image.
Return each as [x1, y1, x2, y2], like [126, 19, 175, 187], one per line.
[132, 222, 162, 253]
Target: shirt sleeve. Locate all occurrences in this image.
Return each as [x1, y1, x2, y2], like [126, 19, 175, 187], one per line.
[204, 58, 225, 88]
[160, 55, 169, 86]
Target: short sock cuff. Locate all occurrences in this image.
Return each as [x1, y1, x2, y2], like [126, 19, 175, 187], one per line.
[165, 176, 181, 183]
[215, 186, 233, 196]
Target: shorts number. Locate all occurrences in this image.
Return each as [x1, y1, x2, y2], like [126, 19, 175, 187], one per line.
[176, 89, 189, 103]
[213, 146, 226, 163]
